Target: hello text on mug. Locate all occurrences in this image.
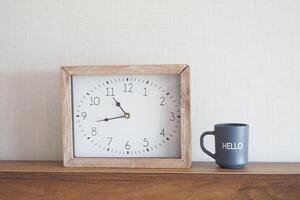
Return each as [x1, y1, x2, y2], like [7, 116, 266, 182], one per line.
[222, 142, 243, 150]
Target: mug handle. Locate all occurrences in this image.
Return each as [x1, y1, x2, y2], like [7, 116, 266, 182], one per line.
[200, 131, 216, 159]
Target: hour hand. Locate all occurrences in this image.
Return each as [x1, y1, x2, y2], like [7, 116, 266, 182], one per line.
[112, 97, 126, 114]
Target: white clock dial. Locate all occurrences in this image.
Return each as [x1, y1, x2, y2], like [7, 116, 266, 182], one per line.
[72, 75, 181, 157]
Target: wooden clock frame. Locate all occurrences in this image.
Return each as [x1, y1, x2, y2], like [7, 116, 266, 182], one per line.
[61, 64, 191, 168]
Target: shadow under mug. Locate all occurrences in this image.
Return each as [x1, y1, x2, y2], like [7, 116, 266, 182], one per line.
[200, 123, 249, 168]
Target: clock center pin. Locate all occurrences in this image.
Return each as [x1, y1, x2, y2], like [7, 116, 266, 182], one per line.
[124, 113, 130, 119]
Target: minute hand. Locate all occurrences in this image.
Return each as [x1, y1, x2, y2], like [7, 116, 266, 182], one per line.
[96, 115, 125, 122]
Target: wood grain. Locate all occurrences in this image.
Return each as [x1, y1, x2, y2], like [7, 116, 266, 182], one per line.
[61, 64, 187, 75]
[61, 64, 191, 168]
[0, 161, 299, 200]
[61, 68, 74, 167]
[180, 65, 191, 168]
[0, 161, 300, 174]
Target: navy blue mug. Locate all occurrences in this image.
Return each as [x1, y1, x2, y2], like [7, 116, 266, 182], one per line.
[200, 123, 249, 168]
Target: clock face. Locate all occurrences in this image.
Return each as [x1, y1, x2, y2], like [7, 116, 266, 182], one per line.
[72, 75, 181, 158]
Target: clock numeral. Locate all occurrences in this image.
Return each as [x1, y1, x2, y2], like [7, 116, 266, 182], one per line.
[81, 112, 87, 120]
[170, 112, 175, 121]
[143, 138, 149, 147]
[89, 97, 100, 106]
[91, 127, 97, 136]
[107, 137, 113, 146]
[143, 87, 148, 96]
[106, 87, 115, 96]
[125, 141, 131, 150]
[160, 128, 165, 136]
[123, 83, 133, 93]
[160, 97, 165, 106]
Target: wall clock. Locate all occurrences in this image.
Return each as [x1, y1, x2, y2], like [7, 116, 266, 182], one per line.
[61, 65, 191, 168]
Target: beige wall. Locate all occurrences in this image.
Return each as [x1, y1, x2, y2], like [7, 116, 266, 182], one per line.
[0, 0, 299, 161]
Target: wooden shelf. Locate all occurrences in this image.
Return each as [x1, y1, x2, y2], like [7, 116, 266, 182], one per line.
[1, 161, 300, 174]
[1, 161, 300, 199]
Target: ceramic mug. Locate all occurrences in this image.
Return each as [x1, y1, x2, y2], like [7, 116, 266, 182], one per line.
[200, 123, 249, 168]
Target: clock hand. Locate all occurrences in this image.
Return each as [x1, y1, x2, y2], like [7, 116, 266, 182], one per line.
[96, 115, 126, 122]
[112, 97, 127, 115]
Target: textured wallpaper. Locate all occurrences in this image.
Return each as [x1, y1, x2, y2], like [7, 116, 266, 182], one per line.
[0, 0, 299, 161]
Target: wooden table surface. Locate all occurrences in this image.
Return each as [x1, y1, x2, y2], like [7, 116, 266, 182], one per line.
[0, 161, 299, 200]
